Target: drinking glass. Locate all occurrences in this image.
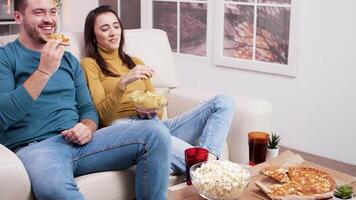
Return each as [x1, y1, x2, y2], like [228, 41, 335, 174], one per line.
[248, 132, 269, 166]
[184, 147, 209, 185]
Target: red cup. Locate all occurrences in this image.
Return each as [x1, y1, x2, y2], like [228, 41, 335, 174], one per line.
[184, 147, 209, 185]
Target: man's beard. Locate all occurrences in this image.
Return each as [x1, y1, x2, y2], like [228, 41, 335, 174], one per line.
[23, 20, 56, 44]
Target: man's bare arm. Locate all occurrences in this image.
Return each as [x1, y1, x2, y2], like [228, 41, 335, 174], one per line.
[23, 69, 51, 100]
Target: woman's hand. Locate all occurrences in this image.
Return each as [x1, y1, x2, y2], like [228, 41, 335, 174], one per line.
[118, 65, 154, 91]
[134, 106, 158, 119]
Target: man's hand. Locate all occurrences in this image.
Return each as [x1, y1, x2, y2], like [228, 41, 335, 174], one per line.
[61, 122, 93, 145]
[38, 39, 65, 77]
[23, 39, 65, 100]
[118, 65, 154, 91]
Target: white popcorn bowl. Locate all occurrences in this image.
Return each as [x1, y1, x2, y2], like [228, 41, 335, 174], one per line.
[190, 161, 251, 200]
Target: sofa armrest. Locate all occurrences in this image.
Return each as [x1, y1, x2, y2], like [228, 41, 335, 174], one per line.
[0, 144, 33, 200]
[167, 88, 272, 164]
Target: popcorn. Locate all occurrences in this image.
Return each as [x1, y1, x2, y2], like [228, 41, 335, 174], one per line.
[190, 160, 251, 200]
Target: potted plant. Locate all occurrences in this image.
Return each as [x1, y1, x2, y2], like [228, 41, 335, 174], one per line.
[266, 133, 281, 160]
[333, 184, 354, 200]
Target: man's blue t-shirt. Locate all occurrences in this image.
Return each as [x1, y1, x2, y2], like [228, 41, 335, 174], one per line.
[0, 39, 98, 150]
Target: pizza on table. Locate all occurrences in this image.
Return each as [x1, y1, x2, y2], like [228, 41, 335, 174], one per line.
[256, 166, 336, 200]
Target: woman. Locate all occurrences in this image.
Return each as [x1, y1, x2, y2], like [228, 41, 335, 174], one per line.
[81, 5, 234, 175]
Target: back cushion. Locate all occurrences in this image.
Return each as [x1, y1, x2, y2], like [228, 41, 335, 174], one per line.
[0, 29, 179, 88]
[0, 34, 18, 46]
[62, 32, 86, 60]
[124, 29, 179, 88]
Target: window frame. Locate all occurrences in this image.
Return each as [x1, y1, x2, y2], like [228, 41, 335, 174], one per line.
[214, 0, 300, 77]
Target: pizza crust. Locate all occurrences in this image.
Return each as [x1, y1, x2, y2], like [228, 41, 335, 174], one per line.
[256, 181, 334, 200]
[256, 181, 285, 200]
[255, 181, 272, 194]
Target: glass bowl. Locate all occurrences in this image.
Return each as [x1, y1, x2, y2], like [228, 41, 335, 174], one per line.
[128, 88, 169, 111]
[190, 160, 251, 200]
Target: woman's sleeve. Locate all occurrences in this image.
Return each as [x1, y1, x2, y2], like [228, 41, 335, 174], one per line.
[80, 58, 125, 125]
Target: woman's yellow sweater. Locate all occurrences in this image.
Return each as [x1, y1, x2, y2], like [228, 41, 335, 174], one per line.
[80, 45, 155, 126]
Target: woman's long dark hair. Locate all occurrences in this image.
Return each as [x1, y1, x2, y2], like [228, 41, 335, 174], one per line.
[84, 5, 135, 77]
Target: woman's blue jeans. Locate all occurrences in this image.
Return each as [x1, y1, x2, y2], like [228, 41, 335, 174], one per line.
[16, 120, 171, 200]
[163, 94, 235, 174]
[112, 94, 235, 174]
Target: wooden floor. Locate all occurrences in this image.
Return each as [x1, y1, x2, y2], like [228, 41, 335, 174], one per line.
[280, 146, 356, 176]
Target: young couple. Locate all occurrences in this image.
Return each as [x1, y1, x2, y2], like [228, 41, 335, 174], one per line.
[0, 0, 234, 199]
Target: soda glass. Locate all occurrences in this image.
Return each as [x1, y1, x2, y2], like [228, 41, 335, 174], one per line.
[184, 147, 209, 185]
[248, 132, 269, 166]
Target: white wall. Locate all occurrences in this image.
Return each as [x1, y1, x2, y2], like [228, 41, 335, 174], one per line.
[61, 0, 98, 32]
[175, 0, 356, 165]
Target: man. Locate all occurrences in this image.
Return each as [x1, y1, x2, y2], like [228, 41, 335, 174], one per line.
[0, 0, 171, 199]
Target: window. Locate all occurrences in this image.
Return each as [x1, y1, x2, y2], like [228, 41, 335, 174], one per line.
[0, 0, 19, 36]
[0, 22, 19, 36]
[99, 0, 141, 29]
[146, 0, 208, 57]
[142, 0, 298, 76]
[0, 0, 14, 21]
[215, 0, 298, 76]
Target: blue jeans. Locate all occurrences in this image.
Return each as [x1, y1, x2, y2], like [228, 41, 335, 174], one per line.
[15, 120, 171, 200]
[112, 94, 235, 175]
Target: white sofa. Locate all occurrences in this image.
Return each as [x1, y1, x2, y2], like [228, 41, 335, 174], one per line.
[0, 29, 272, 200]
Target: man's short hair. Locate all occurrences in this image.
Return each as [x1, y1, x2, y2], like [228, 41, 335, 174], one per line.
[14, 0, 28, 13]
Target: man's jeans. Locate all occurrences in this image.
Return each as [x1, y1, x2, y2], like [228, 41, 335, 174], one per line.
[16, 120, 171, 200]
[113, 94, 235, 175]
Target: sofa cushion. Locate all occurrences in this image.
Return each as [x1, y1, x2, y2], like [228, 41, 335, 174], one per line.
[76, 169, 184, 200]
[62, 32, 86, 60]
[76, 170, 135, 200]
[0, 29, 179, 88]
[0, 34, 18, 46]
[124, 29, 179, 88]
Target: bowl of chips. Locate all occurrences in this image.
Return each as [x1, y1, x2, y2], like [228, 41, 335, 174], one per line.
[190, 160, 251, 200]
[128, 88, 169, 111]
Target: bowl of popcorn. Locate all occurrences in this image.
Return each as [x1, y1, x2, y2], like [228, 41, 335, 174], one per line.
[190, 160, 251, 200]
[128, 88, 169, 111]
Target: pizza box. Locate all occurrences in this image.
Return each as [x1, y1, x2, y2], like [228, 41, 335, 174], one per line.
[167, 150, 356, 200]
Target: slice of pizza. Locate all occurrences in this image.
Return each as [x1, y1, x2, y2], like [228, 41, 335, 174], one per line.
[260, 166, 290, 183]
[48, 33, 70, 46]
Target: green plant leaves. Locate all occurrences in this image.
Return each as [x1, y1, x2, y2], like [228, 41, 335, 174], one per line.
[268, 132, 281, 149]
[334, 184, 353, 199]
